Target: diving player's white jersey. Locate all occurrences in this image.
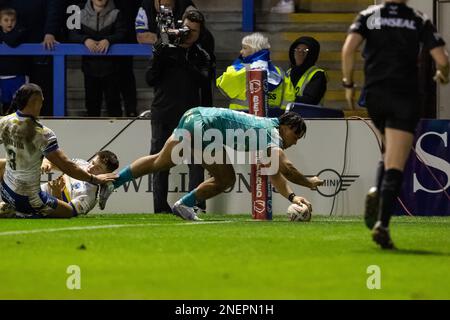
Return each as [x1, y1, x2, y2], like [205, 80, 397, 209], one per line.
[0, 111, 59, 196]
[41, 159, 98, 215]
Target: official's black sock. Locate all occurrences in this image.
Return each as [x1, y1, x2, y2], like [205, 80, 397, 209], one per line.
[378, 169, 403, 228]
[375, 160, 385, 192]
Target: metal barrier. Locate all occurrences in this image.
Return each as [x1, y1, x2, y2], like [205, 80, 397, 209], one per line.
[0, 43, 152, 116]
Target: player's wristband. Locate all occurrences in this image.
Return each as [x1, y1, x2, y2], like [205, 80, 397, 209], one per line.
[288, 193, 296, 203]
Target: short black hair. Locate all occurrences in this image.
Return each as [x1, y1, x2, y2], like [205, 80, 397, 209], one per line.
[95, 150, 119, 173]
[10, 83, 43, 111]
[279, 112, 307, 137]
[182, 9, 205, 28]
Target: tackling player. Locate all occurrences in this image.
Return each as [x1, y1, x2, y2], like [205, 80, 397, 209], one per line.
[0, 151, 119, 218]
[98, 107, 324, 220]
[0, 84, 117, 218]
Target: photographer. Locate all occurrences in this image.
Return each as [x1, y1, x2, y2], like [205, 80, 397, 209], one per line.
[136, 0, 215, 106]
[145, 9, 211, 213]
[135, 0, 195, 45]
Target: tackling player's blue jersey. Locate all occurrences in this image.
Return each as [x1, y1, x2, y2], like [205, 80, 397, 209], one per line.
[176, 107, 283, 151]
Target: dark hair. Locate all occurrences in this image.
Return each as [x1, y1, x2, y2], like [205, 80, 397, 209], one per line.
[95, 150, 119, 173]
[10, 83, 43, 111]
[279, 112, 307, 137]
[0, 8, 16, 18]
[182, 9, 205, 29]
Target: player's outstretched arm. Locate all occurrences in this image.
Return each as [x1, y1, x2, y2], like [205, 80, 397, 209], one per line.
[269, 170, 312, 211]
[274, 148, 324, 189]
[46, 149, 117, 185]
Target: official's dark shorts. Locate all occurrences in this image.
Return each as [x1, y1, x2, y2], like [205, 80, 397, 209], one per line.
[365, 88, 420, 134]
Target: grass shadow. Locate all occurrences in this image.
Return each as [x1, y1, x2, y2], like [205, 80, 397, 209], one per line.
[354, 247, 450, 257]
[390, 248, 450, 257]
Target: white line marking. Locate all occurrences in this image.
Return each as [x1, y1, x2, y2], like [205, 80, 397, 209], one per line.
[0, 220, 234, 237]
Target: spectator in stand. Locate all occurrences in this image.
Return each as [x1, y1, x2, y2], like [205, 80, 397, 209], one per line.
[65, 0, 140, 117]
[69, 0, 127, 117]
[216, 32, 294, 117]
[271, 0, 298, 14]
[0, 8, 28, 115]
[113, 0, 141, 117]
[2, 0, 66, 116]
[286, 36, 327, 106]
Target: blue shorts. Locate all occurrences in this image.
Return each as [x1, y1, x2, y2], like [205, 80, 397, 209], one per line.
[0, 181, 58, 217]
[0, 76, 27, 104]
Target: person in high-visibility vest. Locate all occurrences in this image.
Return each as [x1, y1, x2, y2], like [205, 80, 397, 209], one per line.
[216, 32, 294, 117]
[286, 36, 327, 106]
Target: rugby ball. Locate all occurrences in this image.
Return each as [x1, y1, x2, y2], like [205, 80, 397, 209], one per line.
[287, 203, 311, 222]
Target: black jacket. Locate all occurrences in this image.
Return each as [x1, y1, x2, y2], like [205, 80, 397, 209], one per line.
[0, 25, 28, 76]
[67, 0, 141, 43]
[140, 0, 216, 106]
[146, 42, 212, 123]
[0, 0, 64, 42]
[69, 0, 127, 77]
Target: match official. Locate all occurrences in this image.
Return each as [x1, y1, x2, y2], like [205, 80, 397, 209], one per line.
[342, 0, 449, 249]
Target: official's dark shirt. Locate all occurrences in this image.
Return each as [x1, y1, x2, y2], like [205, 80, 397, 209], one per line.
[349, 2, 445, 92]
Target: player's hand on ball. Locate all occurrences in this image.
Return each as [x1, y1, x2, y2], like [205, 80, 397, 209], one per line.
[293, 196, 312, 213]
[287, 202, 312, 222]
[308, 176, 324, 190]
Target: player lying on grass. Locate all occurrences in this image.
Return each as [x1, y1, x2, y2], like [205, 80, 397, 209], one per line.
[99, 107, 324, 220]
[0, 150, 119, 218]
[0, 84, 117, 218]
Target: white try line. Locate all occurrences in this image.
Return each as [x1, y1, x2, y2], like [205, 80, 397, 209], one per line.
[0, 220, 235, 237]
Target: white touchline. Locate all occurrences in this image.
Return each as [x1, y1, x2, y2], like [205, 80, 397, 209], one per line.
[0, 220, 235, 237]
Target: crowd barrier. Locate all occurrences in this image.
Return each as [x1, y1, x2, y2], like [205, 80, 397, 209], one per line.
[0, 43, 152, 116]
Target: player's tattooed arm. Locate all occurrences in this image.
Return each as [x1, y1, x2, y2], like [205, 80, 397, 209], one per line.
[276, 148, 324, 189]
[269, 170, 294, 199]
[46, 149, 116, 185]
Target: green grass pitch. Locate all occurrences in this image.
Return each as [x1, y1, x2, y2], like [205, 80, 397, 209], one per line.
[0, 214, 449, 299]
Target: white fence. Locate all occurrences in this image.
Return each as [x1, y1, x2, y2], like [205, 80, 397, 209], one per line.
[39, 118, 380, 216]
